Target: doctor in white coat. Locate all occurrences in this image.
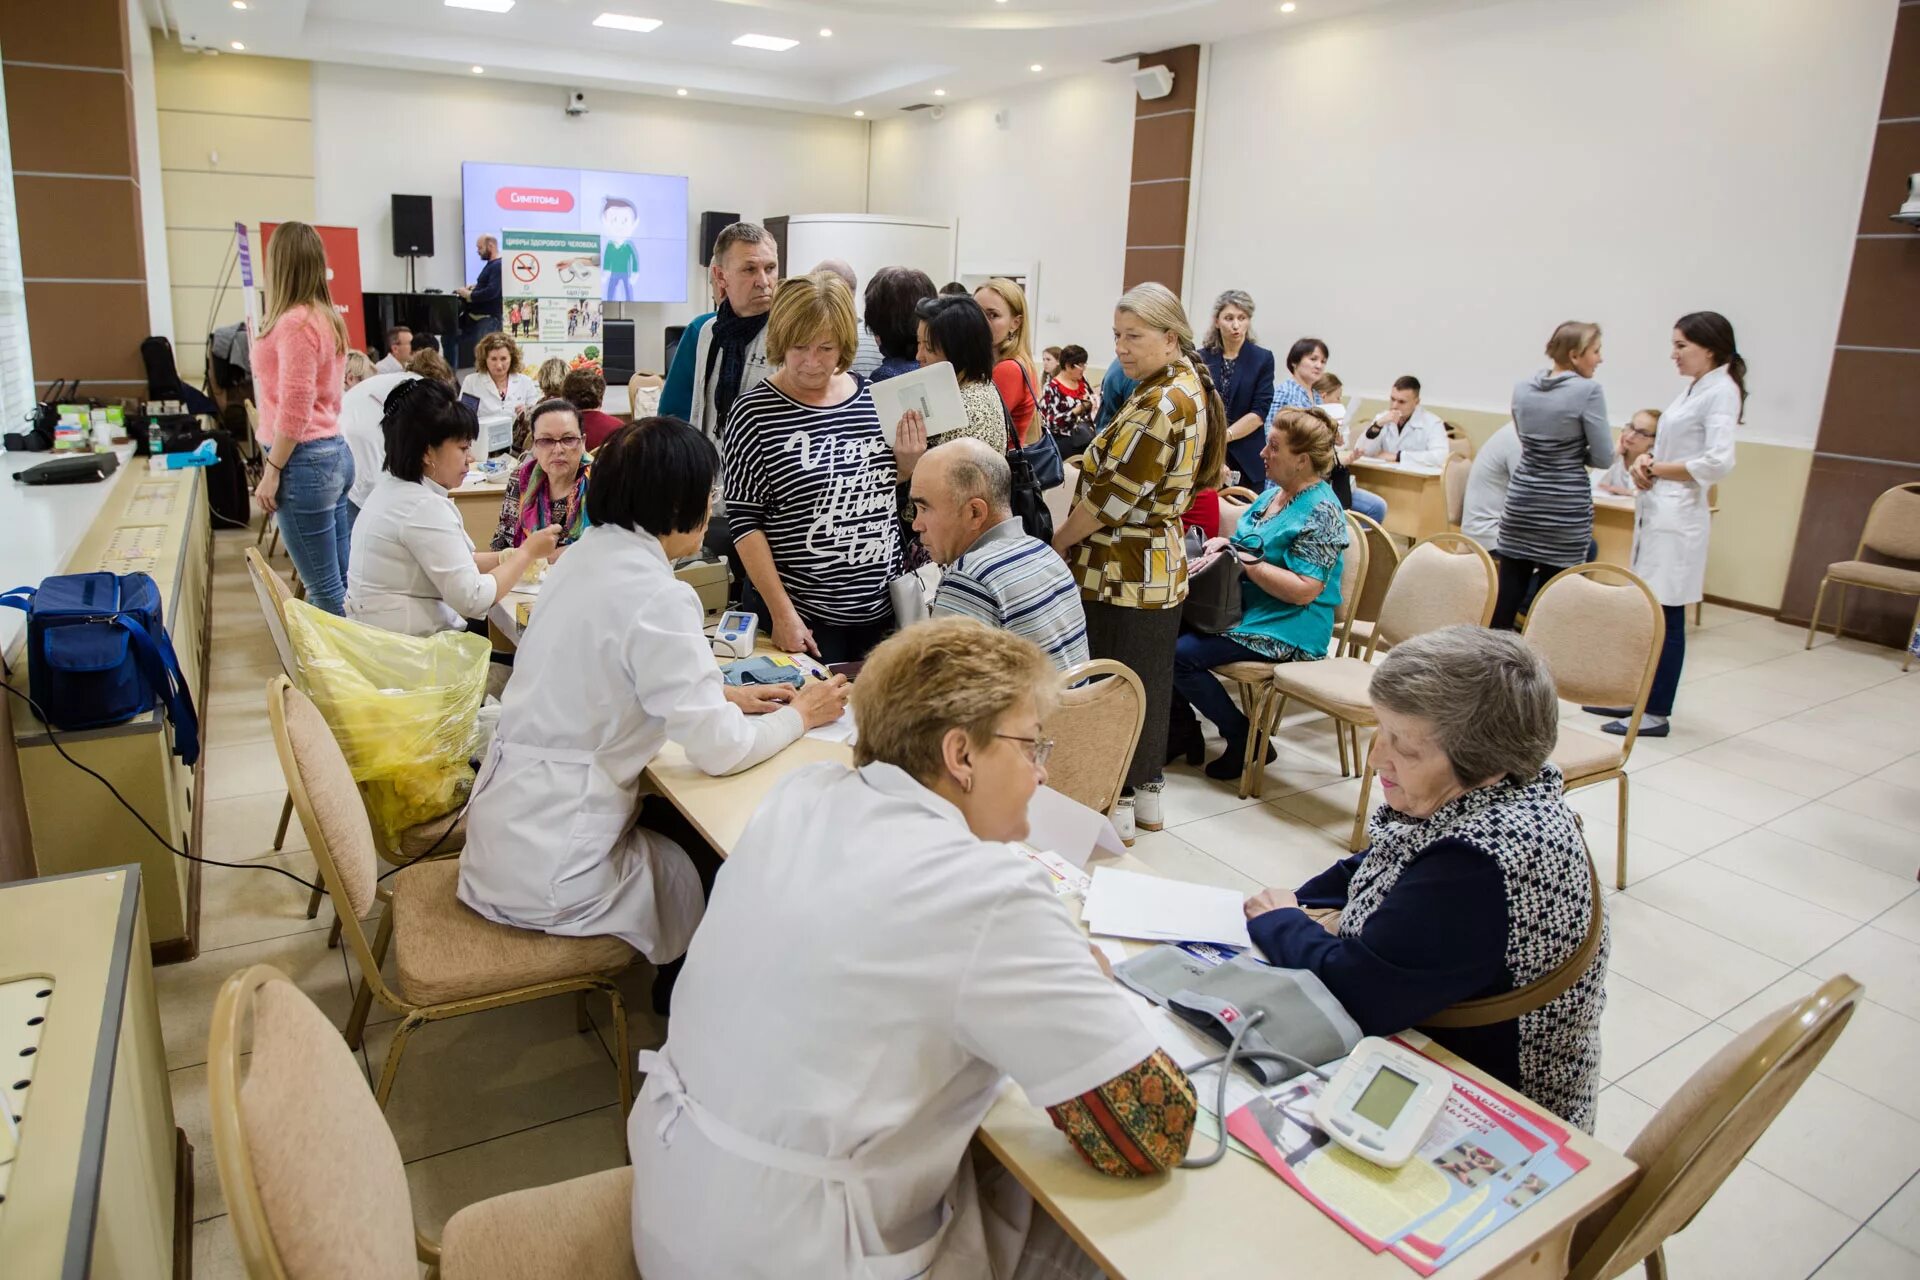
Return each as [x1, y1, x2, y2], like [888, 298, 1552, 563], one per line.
[456, 417, 849, 961]
[1592, 312, 1743, 738]
[1348, 374, 1451, 469]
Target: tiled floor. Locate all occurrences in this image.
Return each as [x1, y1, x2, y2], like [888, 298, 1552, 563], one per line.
[174, 528, 1920, 1277]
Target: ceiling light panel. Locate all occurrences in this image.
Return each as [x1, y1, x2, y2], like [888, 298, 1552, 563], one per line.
[733, 33, 798, 51]
[594, 13, 662, 33]
[445, 0, 515, 12]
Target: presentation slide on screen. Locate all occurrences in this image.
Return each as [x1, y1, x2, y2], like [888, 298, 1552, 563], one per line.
[462, 161, 688, 303]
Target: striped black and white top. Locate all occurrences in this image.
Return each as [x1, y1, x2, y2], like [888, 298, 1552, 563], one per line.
[724, 379, 900, 626]
[930, 517, 1090, 671]
[1498, 369, 1613, 568]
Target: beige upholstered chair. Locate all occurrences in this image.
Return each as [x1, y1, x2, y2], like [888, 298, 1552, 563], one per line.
[1217, 484, 1260, 539]
[1219, 485, 1260, 506]
[1566, 975, 1863, 1280]
[209, 964, 640, 1280]
[1524, 566, 1664, 889]
[1804, 482, 1920, 671]
[1444, 453, 1471, 530]
[1047, 659, 1145, 821]
[267, 675, 637, 1111]
[1250, 535, 1496, 848]
[1341, 511, 1401, 658]
[1444, 420, 1474, 459]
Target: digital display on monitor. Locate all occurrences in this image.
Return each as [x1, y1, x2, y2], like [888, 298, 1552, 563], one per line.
[1354, 1066, 1418, 1128]
[461, 161, 689, 303]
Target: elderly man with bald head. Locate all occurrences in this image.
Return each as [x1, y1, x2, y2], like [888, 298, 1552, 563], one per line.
[909, 438, 1090, 671]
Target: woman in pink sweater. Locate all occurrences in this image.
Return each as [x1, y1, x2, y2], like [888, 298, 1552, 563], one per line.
[253, 222, 353, 614]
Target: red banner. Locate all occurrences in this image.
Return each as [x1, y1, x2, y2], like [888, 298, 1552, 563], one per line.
[261, 222, 367, 350]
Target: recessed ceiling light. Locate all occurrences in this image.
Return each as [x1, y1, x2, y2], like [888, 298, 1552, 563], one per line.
[853, 110, 865, 117]
[933, 88, 946, 96]
[1280, 1, 1297, 10]
[470, 65, 485, 74]
[594, 13, 662, 33]
[1029, 63, 1043, 72]
[819, 27, 833, 37]
[675, 88, 688, 96]
[733, 33, 799, 51]
[231, 0, 247, 9]
[445, 0, 514, 12]
[230, 40, 245, 50]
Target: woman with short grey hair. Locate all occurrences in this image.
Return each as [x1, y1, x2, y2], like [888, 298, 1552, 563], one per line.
[1242, 625, 1610, 1130]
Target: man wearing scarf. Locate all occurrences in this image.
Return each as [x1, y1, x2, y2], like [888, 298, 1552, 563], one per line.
[660, 222, 778, 445]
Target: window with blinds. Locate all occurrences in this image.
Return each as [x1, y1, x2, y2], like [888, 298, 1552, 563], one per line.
[0, 56, 33, 433]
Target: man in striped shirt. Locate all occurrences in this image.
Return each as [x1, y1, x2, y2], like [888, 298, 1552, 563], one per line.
[909, 438, 1090, 671]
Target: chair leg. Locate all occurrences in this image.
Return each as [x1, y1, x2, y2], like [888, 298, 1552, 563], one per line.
[304, 881, 324, 921]
[1832, 584, 1849, 641]
[1246, 694, 1286, 800]
[1335, 716, 1351, 777]
[607, 983, 634, 1116]
[373, 1014, 425, 1110]
[1905, 599, 1919, 672]
[1349, 766, 1375, 853]
[1616, 773, 1631, 891]
[327, 915, 343, 950]
[345, 973, 377, 1051]
[1643, 1244, 1668, 1280]
[1804, 577, 1829, 650]
[576, 990, 594, 1034]
[274, 793, 294, 852]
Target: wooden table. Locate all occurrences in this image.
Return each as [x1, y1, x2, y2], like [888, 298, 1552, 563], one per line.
[1351, 458, 1449, 541]
[1592, 492, 1635, 567]
[639, 738, 1636, 1280]
[451, 479, 507, 549]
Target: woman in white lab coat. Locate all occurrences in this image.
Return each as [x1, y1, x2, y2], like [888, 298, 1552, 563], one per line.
[629, 618, 1197, 1280]
[455, 417, 849, 965]
[1589, 312, 1744, 738]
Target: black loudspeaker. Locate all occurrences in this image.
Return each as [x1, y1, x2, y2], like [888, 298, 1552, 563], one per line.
[392, 194, 434, 257]
[602, 319, 636, 385]
[697, 211, 740, 266]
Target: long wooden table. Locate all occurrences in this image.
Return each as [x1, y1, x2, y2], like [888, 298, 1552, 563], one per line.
[1350, 457, 1449, 540]
[639, 737, 1636, 1280]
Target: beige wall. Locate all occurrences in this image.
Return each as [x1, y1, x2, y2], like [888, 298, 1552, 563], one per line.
[153, 41, 313, 381]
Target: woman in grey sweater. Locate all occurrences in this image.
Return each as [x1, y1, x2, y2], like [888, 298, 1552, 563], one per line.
[1490, 322, 1613, 629]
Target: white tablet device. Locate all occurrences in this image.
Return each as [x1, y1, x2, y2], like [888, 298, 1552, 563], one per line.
[1312, 1036, 1452, 1168]
[869, 361, 969, 448]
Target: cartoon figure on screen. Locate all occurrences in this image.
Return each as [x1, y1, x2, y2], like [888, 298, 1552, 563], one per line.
[601, 196, 639, 302]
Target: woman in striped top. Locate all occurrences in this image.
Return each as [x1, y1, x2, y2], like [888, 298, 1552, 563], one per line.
[725, 273, 901, 663]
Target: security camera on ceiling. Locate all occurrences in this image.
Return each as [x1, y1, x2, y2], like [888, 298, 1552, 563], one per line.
[1132, 65, 1174, 100]
[566, 90, 590, 117]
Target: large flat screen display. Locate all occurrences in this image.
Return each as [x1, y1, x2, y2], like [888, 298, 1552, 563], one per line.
[461, 161, 688, 303]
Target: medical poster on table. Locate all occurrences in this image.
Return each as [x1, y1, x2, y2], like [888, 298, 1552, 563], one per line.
[500, 229, 604, 369]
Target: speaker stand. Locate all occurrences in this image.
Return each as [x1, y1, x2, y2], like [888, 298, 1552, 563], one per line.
[403, 255, 419, 293]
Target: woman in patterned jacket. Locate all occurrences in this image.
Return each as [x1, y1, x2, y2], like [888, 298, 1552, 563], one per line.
[1241, 626, 1610, 1131]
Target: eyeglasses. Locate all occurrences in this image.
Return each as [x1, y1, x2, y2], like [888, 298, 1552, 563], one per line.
[995, 733, 1055, 767]
[533, 435, 584, 450]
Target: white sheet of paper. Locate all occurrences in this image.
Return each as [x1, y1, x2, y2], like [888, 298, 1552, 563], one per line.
[804, 707, 858, 744]
[1084, 867, 1254, 950]
[1024, 785, 1123, 868]
[869, 361, 968, 447]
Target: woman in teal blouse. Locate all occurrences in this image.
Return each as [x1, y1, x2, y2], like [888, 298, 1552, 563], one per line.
[1173, 406, 1349, 780]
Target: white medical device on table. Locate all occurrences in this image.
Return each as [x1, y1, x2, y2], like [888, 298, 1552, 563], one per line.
[1312, 1037, 1451, 1168]
[712, 610, 759, 659]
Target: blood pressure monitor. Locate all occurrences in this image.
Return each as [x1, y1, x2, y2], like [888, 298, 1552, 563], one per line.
[1312, 1037, 1451, 1168]
[712, 610, 759, 659]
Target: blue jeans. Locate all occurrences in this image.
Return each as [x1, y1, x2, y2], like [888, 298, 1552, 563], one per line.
[1351, 488, 1388, 523]
[1172, 632, 1269, 744]
[276, 435, 354, 616]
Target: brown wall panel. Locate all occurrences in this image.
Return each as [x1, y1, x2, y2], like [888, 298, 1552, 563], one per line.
[1857, 120, 1920, 236]
[1813, 349, 1920, 465]
[1127, 179, 1189, 250]
[1882, 3, 1919, 120]
[24, 282, 150, 385]
[1134, 46, 1200, 116]
[1124, 247, 1185, 292]
[1779, 457, 1920, 640]
[1833, 236, 1920, 350]
[2, 64, 133, 176]
[0, 0, 127, 70]
[15, 176, 144, 279]
[1131, 111, 1197, 184]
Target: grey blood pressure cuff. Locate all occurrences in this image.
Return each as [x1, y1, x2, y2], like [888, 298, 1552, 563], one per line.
[1117, 948, 1364, 1085]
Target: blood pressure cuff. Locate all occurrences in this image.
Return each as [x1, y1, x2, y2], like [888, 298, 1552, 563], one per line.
[720, 655, 806, 688]
[1117, 948, 1363, 1085]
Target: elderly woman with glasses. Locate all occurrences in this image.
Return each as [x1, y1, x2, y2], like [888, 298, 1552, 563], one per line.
[630, 618, 1196, 1280]
[1241, 626, 1610, 1131]
[492, 398, 592, 553]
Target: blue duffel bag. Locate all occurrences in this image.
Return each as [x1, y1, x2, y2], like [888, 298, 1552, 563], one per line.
[1, 571, 199, 764]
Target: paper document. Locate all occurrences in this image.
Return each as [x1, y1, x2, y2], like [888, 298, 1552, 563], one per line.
[805, 707, 858, 744]
[1025, 785, 1125, 868]
[1084, 867, 1254, 950]
[869, 361, 967, 447]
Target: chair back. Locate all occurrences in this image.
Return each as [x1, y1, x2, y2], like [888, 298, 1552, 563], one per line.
[266, 676, 397, 1003]
[1219, 485, 1259, 506]
[1859, 482, 1920, 563]
[209, 964, 420, 1280]
[1524, 566, 1663, 752]
[1372, 533, 1497, 652]
[1444, 421, 1474, 459]
[1567, 976, 1862, 1280]
[1346, 510, 1401, 631]
[1047, 659, 1146, 817]
[1443, 454, 1471, 528]
[1334, 514, 1372, 645]
[245, 546, 299, 679]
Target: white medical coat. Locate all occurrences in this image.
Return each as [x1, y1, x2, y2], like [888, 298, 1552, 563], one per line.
[345, 473, 493, 637]
[628, 761, 1158, 1280]
[455, 523, 802, 955]
[340, 372, 415, 509]
[1356, 405, 1450, 468]
[1631, 366, 1738, 606]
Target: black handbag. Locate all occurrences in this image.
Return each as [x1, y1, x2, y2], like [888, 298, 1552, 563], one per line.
[1183, 540, 1244, 635]
[1001, 402, 1053, 545]
[5, 379, 71, 452]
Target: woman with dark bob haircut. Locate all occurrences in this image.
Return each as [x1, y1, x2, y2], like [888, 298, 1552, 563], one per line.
[345, 378, 560, 637]
[458, 416, 852, 987]
[862, 265, 938, 384]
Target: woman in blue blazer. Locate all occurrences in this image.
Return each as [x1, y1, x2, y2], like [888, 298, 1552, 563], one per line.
[1198, 290, 1277, 489]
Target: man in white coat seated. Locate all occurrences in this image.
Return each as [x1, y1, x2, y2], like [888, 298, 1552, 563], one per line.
[630, 618, 1197, 1280]
[456, 418, 849, 994]
[1347, 374, 1451, 468]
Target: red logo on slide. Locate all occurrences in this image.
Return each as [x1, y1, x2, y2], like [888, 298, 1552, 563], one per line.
[496, 187, 575, 212]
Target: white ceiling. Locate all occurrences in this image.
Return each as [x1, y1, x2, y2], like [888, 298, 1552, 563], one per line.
[156, 0, 1398, 116]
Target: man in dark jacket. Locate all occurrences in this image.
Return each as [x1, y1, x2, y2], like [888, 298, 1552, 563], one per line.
[457, 234, 503, 369]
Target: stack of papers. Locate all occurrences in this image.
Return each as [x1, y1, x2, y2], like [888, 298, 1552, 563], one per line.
[1083, 867, 1253, 950]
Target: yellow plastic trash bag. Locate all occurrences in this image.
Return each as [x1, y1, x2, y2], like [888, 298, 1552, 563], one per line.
[281, 600, 489, 846]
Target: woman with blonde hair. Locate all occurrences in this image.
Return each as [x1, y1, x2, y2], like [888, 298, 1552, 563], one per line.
[1490, 320, 1612, 630]
[1053, 281, 1227, 836]
[534, 355, 569, 400]
[1173, 407, 1350, 782]
[1199, 288, 1277, 489]
[974, 277, 1041, 446]
[459, 330, 540, 456]
[252, 220, 355, 614]
[724, 272, 900, 662]
[343, 350, 377, 390]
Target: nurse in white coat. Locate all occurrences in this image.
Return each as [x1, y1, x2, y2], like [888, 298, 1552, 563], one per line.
[629, 618, 1198, 1280]
[456, 418, 849, 960]
[1594, 312, 1744, 738]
